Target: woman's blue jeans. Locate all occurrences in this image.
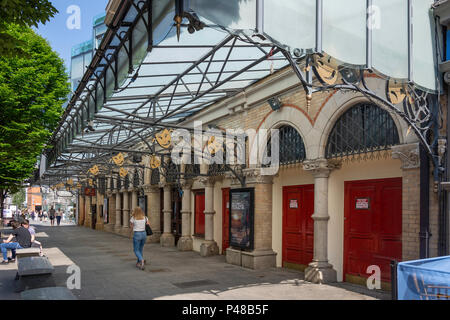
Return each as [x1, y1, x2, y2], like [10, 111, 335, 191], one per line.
[133, 231, 146, 262]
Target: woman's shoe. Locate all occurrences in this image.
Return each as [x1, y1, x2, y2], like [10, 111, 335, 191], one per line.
[1, 260, 9, 265]
[140, 260, 145, 270]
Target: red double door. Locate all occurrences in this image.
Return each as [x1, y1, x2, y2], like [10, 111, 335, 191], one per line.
[282, 185, 314, 268]
[344, 178, 402, 283]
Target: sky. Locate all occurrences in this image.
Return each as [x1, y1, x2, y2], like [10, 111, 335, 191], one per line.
[35, 0, 109, 72]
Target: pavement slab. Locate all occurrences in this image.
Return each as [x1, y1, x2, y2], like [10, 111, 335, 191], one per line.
[0, 223, 391, 300]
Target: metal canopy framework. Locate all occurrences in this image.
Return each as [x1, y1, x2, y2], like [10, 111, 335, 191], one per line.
[38, 0, 444, 190]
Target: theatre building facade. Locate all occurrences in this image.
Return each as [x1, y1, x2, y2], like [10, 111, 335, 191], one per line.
[77, 66, 440, 288]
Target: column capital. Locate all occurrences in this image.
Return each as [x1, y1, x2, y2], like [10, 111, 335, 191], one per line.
[143, 184, 159, 193]
[119, 189, 127, 193]
[391, 143, 420, 169]
[199, 177, 216, 187]
[242, 168, 274, 185]
[180, 179, 193, 190]
[303, 159, 341, 178]
[106, 191, 113, 197]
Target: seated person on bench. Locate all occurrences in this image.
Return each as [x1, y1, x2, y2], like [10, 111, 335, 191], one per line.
[21, 220, 43, 257]
[1, 221, 32, 264]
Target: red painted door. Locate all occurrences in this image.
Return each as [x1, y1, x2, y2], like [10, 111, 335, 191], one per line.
[222, 188, 230, 254]
[194, 192, 205, 236]
[344, 178, 402, 283]
[282, 185, 314, 267]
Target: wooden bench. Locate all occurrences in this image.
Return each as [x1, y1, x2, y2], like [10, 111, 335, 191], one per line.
[14, 256, 56, 293]
[21, 287, 78, 300]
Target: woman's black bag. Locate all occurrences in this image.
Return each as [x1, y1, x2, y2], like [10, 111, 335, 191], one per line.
[145, 217, 153, 236]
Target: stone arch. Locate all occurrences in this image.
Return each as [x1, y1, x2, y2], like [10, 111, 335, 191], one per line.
[255, 104, 313, 164]
[315, 86, 413, 159]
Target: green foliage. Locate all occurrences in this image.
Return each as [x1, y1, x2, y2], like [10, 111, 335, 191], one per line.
[11, 188, 26, 207]
[0, 0, 58, 56]
[0, 24, 70, 194]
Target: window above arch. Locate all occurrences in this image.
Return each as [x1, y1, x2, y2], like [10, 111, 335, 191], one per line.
[325, 103, 400, 159]
[266, 125, 306, 165]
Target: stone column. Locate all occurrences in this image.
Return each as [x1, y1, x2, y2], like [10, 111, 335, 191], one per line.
[131, 189, 138, 213]
[84, 196, 91, 228]
[78, 195, 85, 226]
[303, 159, 341, 284]
[200, 177, 219, 256]
[114, 190, 122, 233]
[160, 184, 175, 247]
[178, 180, 193, 251]
[144, 185, 161, 243]
[104, 191, 114, 233]
[121, 189, 130, 237]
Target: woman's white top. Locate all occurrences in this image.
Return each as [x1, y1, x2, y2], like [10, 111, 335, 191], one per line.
[130, 216, 147, 232]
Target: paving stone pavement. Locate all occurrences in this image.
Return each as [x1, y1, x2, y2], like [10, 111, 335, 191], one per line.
[0, 224, 391, 300]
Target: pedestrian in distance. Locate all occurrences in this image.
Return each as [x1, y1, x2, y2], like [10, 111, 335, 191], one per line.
[49, 206, 56, 226]
[56, 208, 62, 226]
[1, 220, 32, 264]
[129, 207, 150, 270]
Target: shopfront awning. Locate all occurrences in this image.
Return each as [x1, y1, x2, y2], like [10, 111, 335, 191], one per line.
[38, 0, 443, 187]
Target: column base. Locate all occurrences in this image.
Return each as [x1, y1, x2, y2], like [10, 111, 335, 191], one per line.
[114, 226, 122, 235]
[160, 233, 175, 247]
[177, 236, 193, 251]
[242, 250, 277, 270]
[305, 262, 337, 284]
[103, 224, 114, 233]
[226, 248, 242, 266]
[95, 223, 103, 231]
[120, 227, 131, 238]
[147, 230, 161, 244]
[200, 241, 219, 257]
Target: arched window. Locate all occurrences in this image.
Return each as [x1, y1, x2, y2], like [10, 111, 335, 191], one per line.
[325, 103, 400, 159]
[266, 125, 306, 165]
[150, 169, 160, 185]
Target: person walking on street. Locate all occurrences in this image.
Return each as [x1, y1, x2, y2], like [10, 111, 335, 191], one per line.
[129, 207, 150, 270]
[1, 220, 32, 264]
[56, 209, 62, 226]
[49, 207, 56, 226]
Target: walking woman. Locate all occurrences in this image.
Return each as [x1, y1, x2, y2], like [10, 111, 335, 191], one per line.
[129, 207, 150, 270]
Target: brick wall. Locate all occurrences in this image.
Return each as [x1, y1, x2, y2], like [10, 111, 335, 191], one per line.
[402, 168, 420, 261]
[253, 183, 273, 251]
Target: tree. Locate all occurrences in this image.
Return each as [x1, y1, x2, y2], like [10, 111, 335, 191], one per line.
[0, 0, 58, 56]
[11, 188, 26, 208]
[0, 24, 70, 221]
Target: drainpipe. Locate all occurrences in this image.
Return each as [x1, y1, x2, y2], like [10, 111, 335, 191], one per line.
[419, 144, 431, 259]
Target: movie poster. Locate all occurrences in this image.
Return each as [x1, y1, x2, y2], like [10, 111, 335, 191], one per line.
[138, 195, 147, 216]
[229, 189, 254, 250]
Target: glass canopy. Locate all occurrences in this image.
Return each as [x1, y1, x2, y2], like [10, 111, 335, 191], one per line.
[39, 0, 441, 186]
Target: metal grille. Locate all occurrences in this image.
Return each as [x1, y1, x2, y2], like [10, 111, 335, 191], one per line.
[208, 163, 227, 176]
[133, 169, 140, 188]
[166, 161, 180, 184]
[266, 125, 306, 165]
[124, 175, 129, 189]
[116, 174, 122, 190]
[150, 169, 160, 185]
[184, 154, 201, 179]
[325, 103, 400, 159]
[98, 177, 106, 194]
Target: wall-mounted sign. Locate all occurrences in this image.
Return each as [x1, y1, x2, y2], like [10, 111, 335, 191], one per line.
[289, 199, 298, 209]
[229, 188, 254, 251]
[355, 198, 370, 210]
[138, 195, 147, 216]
